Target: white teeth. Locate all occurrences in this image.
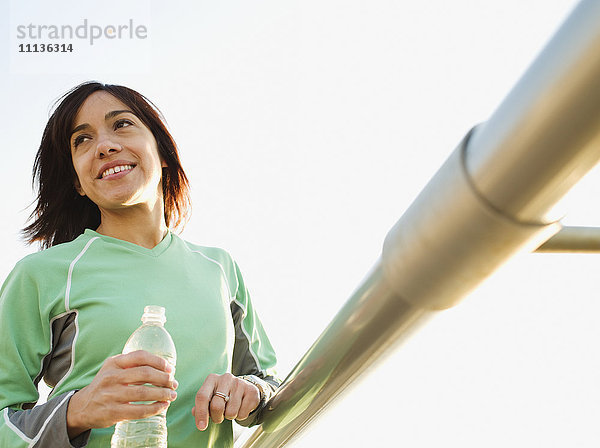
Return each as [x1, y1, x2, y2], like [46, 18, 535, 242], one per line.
[102, 165, 133, 179]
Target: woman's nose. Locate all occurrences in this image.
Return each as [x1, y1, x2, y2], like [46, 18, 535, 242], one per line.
[95, 137, 122, 158]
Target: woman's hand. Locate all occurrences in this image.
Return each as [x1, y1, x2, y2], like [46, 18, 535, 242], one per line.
[192, 373, 260, 431]
[66, 350, 178, 439]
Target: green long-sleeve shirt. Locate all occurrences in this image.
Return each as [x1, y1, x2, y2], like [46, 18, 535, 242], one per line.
[0, 229, 278, 447]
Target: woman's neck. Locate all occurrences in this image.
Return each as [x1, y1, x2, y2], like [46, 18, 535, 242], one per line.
[95, 203, 169, 249]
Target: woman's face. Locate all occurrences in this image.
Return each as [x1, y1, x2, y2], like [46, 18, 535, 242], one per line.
[70, 91, 166, 214]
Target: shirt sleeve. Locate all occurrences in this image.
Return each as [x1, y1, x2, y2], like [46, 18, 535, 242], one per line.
[0, 261, 90, 447]
[229, 260, 280, 426]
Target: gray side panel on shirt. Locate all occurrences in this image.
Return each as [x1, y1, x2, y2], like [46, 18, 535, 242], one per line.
[33, 312, 77, 393]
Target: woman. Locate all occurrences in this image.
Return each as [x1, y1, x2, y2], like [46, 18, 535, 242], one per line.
[0, 82, 279, 447]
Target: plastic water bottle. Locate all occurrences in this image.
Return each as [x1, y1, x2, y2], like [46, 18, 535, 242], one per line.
[111, 306, 177, 448]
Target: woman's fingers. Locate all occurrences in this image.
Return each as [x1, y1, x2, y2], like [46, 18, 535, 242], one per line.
[193, 373, 232, 429]
[117, 383, 178, 404]
[223, 381, 243, 421]
[110, 400, 172, 422]
[117, 365, 178, 389]
[193, 373, 261, 431]
[112, 350, 174, 374]
[208, 374, 235, 424]
[193, 374, 216, 430]
[66, 350, 178, 436]
[236, 380, 261, 420]
[110, 352, 178, 406]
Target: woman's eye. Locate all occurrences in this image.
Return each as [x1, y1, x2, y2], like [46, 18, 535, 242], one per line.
[115, 119, 133, 129]
[73, 135, 89, 148]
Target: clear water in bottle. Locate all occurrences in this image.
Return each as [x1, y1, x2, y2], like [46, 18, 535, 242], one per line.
[111, 306, 177, 448]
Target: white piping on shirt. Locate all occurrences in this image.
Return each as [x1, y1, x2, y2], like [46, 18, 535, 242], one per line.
[3, 407, 32, 444]
[28, 391, 74, 447]
[53, 237, 99, 395]
[65, 237, 100, 311]
[191, 249, 266, 375]
[191, 249, 234, 302]
[35, 311, 77, 401]
[2, 391, 74, 447]
[230, 297, 266, 377]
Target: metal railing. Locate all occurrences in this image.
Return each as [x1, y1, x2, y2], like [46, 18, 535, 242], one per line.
[239, 0, 600, 446]
[535, 226, 600, 252]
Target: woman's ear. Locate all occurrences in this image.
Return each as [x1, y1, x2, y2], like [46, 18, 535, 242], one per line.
[161, 159, 168, 168]
[74, 178, 86, 196]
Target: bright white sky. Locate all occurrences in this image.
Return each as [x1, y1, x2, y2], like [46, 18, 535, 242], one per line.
[2, 0, 598, 446]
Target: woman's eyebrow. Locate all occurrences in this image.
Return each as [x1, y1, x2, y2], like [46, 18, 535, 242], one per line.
[70, 110, 135, 137]
[105, 109, 134, 120]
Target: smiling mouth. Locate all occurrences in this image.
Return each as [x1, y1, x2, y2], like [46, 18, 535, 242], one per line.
[100, 164, 136, 179]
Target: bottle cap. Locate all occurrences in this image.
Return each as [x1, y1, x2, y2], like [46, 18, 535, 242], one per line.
[142, 305, 166, 324]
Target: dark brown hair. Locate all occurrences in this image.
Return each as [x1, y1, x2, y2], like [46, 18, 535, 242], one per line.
[23, 81, 191, 249]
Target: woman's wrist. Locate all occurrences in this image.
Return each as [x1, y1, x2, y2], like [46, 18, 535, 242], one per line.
[66, 390, 90, 439]
[238, 375, 267, 409]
